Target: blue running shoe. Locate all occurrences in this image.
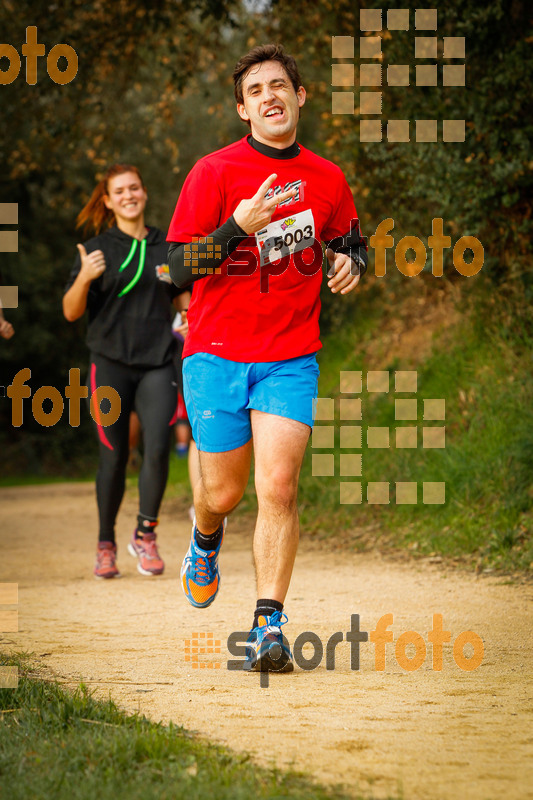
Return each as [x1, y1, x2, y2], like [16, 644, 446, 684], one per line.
[244, 611, 294, 673]
[180, 520, 224, 608]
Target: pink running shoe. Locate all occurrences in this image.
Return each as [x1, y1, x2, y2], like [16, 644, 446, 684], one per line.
[94, 541, 121, 579]
[128, 530, 165, 576]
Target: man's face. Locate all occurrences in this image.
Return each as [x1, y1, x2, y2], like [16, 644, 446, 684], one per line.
[237, 59, 306, 148]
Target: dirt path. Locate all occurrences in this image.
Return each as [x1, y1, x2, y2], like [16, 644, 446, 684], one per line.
[2, 483, 532, 799]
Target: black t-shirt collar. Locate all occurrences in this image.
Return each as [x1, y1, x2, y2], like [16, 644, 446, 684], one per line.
[247, 134, 300, 159]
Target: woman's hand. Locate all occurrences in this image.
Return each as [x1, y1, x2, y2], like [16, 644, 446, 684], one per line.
[77, 243, 106, 282]
[64, 244, 106, 321]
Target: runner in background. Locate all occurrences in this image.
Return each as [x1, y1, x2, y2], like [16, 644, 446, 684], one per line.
[172, 302, 201, 521]
[126, 298, 200, 518]
[172, 300, 193, 459]
[0, 313, 14, 339]
[127, 411, 142, 471]
[63, 164, 186, 579]
[0, 298, 14, 340]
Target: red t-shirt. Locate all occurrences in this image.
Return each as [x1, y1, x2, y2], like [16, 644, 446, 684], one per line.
[167, 136, 359, 362]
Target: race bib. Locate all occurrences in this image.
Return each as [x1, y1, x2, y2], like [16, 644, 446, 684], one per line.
[255, 209, 315, 268]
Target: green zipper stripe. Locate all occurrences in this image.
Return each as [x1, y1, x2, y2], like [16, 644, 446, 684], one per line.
[118, 239, 138, 272]
[118, 238, 146, 297]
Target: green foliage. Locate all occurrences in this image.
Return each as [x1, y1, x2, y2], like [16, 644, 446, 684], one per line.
[267, 0, 532, 319]
[296, 282, 533, 573]
[1, 0, 530, 575]
[0, 0, 244, 474]
[364, 0, 532, 280]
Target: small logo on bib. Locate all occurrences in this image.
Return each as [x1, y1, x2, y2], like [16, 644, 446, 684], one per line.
[281, 217, 296, 231]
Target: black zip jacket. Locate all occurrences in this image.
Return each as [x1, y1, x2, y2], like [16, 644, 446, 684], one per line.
[65, 226, 182, 368]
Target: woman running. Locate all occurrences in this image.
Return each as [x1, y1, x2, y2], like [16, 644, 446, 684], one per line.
[63, 164, 186, 578]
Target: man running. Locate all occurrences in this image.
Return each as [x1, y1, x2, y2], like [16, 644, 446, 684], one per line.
[167, 44, 367, 674]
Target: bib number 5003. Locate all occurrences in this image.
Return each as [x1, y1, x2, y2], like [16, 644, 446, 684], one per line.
[256, 210, 315, 268]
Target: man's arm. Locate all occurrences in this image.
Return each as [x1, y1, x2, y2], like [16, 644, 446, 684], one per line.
[325, 250, 361, 295]
[324, 211, 368, 296]
[168, 217, 248, 289]
[168, 173, 298, 288]
[325, 219, 368, 278]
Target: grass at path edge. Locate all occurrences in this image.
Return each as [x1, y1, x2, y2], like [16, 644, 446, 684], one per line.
[0, 654, 400, 800]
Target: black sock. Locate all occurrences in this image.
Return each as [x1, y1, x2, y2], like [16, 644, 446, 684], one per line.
[253, 598, 283, 629]
[137, 515, 158, 538]
[194, 522, 224, 551]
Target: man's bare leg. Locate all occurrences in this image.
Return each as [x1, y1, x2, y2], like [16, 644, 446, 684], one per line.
[187, 439, 201, 492]
[193, 440, 253, 534]
[251, 409, 311, 603]
[181, 440, 252, 608]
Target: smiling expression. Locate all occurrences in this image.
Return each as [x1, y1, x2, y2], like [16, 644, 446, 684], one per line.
[236, 60, 306, 148]
[104, 171, 147, 224]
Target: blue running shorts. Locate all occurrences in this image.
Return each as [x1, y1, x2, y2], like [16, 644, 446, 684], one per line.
[182, 352, 320, 453]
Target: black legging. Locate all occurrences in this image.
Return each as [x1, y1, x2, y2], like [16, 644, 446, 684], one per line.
[88, 353, 178, 542]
